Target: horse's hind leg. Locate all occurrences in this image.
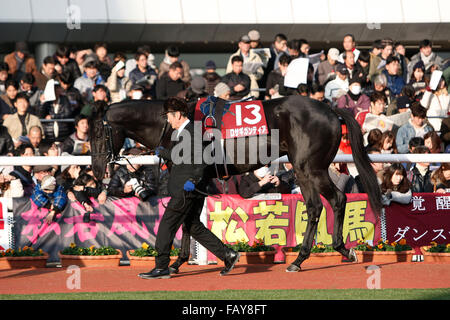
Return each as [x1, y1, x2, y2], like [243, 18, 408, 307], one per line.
[316, 171, 357, 262]
[286, 171, 324, 272]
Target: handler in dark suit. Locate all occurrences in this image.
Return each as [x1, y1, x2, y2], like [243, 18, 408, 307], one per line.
[138, 97, 240, 279]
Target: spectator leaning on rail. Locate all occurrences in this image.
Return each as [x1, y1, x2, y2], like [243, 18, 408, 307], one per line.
[107, 148, 158, 201]
[238, 165, 291, 199]
[380, 163, 412, 206]
[226, 35, 264, 99]
[407, 145, 434, 193]
[3, 92, 44, 148]
[395, 102, 434, 154]
[31, 175, 68, 225]
[3, 42, 37, 82]
[431, 163, 450, 193]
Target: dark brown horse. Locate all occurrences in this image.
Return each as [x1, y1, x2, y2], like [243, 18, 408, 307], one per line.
[89, 95, 382, 271]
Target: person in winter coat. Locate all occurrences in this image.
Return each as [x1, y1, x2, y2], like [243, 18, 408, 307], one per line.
[380, 163, 412, 205]
[106, 60, 132, 103]
[238, 165, 290, 199]
[337, 77, 370, 117]
[431, 163, 450, 193]
[407, 39, 444, 82]
[407, 146, 434, 193]
[31, 175, 68, 224]
[203, 60, 221, 96]
[420, 76, 449, 132]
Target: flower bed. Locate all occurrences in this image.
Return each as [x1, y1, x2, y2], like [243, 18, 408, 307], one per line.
[58, 243, 122, 267]
[0, 247, 48, 269]
[353, 239, 413, 263]
[421, 243, 450, 263]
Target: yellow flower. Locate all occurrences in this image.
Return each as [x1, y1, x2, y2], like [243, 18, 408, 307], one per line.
[377, 244, 383, 249]
[391, 242, 397, 247]
[430, 241, 438, 247]
[38, 249, 43, 254]
[399, 239, 407, 246]
[142, 242, 149, 250]
[446, 244, 450, 248]
[70, 243, 76, 248]
[89, 245, 95, 251]
[23, 246, 29, 251]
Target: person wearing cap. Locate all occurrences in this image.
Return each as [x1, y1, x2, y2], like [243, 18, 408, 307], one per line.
[106, 59, 132, 103]
[31, 174, 68, 225]
[176, 76, 208, 103]
[34, 56, 57, 91]
[337, 77, 370, 117]
[139, 97, 240, 279]
[39, 80, 74, 143]
[3, 92, 43, 148]
[32, 164, 53, 186]
[248, 30, 262, 49]
[3, 42, 38, 82]
[74, 60, 105, 102]
[317, 48, 340, 85]
[158, 45, 191, 84]
[203, 60, 221, 96]
[213, 82, 231, 100]
[226, 35, 264, 99]
[324, 64, 349, 104]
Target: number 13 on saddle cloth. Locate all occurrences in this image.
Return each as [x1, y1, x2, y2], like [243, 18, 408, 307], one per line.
[194, 96, 269, 140]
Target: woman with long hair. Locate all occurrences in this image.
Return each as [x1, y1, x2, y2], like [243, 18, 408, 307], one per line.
[380, 163, 412, 205]
[431, 163, 450, 193]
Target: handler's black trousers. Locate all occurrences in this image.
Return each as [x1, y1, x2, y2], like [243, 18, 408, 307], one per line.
[155, 196, 228, 269]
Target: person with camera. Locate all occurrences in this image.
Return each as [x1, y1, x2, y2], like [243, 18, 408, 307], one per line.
[106, 148, 157, 201]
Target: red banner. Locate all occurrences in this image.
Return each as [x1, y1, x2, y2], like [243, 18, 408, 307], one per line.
[206, 194, 380, 262]
[195, 98, 268, 139]
[384, 193, 450, 247]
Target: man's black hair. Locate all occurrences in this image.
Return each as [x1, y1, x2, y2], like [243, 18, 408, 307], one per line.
[20, 73, 35, 85]
[55, 45, 70, 58]
[409, 137, 424, 150]
[279, 53, 292, 66]
[231, 55, 244, 64]
[167, 45, 180, 58]
[419, 39, 432, 49]
[43, 56, 56, 65]
[0, 62, 9, 73]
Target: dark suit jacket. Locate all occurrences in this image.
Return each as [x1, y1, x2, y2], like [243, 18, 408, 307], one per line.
[159, 120, 207, 198]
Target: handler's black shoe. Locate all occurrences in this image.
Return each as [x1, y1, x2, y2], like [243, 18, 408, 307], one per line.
[220, 250, 240, 276]
[169, 257, 189, 274]
[138, 268, 171, 279]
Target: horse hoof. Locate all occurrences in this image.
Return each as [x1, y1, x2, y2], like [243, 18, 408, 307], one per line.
[349, 248, 358, 263]
[286, 264, 301, 272]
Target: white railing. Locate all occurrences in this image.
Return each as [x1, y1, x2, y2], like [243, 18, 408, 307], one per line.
[0, 154, 448, 166]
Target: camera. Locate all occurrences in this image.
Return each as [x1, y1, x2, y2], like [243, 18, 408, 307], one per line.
[128, 178, 152, 201]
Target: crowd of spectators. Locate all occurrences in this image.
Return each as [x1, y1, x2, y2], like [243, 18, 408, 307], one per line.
[0, 32, 449, 217]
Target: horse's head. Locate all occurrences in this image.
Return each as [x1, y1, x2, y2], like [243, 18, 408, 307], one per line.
[89, 101, 109, 182]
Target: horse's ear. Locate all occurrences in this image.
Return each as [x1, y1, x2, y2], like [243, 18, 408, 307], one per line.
[92, 100, 108, 118]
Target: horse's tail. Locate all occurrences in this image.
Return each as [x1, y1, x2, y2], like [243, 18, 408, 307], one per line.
[333, 108, 383, 215]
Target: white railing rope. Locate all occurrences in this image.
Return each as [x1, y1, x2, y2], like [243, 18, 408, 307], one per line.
[0, 154, 448, 166]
